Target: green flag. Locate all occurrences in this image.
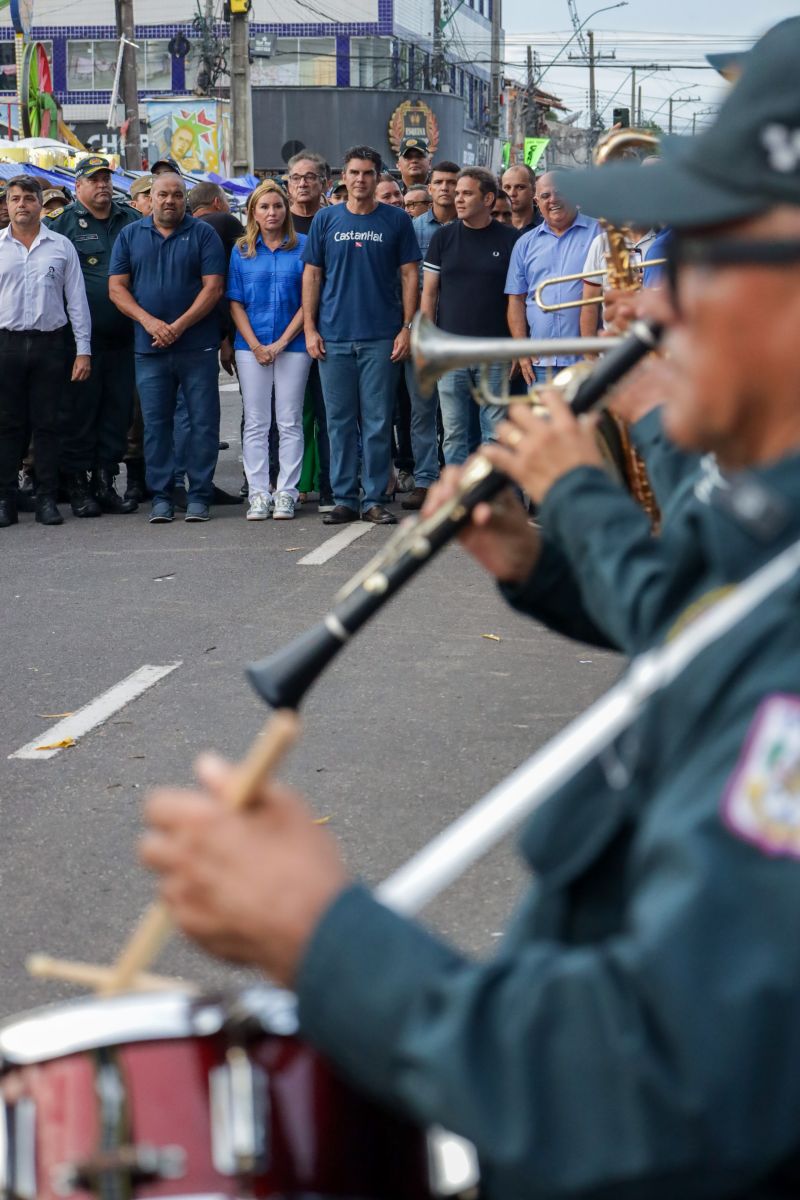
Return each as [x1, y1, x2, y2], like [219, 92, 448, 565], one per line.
[523, 137, 550, 169]
[501, 141, 511, 169]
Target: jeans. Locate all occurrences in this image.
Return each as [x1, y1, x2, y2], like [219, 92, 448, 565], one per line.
[403, 360, 440, 487]
[318, 339, 397, 511]
[237, 349, 311, 499]
[135, 349, 220, 504]
[437, 363, 507, 466]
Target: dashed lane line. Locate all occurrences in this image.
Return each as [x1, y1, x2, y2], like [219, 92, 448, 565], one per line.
[297, 523, 374, 565]
[9, 663, 182, 761]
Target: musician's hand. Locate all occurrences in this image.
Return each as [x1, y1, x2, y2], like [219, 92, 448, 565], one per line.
[482, 395, 604, 505]
[421, 466, 541, 584]
[601, 288, 639, 334]
[607, 354, 679, 425]
[141, 755, 350, 986]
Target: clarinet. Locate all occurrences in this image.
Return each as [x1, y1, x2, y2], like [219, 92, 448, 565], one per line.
[247, 319, 663, 711]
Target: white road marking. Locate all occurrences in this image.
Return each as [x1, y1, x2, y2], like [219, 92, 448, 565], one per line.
[297, 523, 373, 565]
[219, 383, 241, 392]
[9, 663, 182, 761]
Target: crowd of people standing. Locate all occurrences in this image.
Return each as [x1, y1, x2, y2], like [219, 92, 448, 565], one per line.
[0, 134, 664, 530]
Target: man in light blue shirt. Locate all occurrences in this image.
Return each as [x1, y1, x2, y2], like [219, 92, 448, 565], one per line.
[505, 173, 598, 384]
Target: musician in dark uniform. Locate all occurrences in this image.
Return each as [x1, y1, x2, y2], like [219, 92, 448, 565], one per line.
[143, 21, 800, 1198]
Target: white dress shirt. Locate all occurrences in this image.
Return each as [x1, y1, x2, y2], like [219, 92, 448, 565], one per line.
[0, 223, 92, 354]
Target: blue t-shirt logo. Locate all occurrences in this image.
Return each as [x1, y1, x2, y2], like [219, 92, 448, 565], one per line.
[303, 204, 421, 342]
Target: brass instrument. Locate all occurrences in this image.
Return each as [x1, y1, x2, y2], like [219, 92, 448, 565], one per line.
[535, 128, 666, 314]
[411, 313, 620, 399]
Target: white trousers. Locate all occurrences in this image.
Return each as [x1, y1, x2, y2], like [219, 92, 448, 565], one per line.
[236, 349, 312, 499]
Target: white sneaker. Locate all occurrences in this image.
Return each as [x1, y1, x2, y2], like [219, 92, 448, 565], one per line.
[272, 491, 295, 520]
[246, 492, 272, 520]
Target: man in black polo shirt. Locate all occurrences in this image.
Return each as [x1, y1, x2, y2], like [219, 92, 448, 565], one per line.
[421, 167, 518, 465]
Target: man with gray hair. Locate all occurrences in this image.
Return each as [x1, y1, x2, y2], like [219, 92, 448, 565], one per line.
[286, 150, 334, 510]
[109, 172, 226, 523]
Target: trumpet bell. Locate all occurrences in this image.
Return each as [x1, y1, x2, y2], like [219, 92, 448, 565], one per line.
[410, 313, 619, 397]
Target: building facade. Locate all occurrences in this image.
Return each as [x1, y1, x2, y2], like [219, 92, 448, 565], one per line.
[0, 0, 501, 169]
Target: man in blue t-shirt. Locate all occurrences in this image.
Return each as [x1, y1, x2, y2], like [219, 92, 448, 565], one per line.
[302, 145, 421, 525]
[109, 172, 226, 523]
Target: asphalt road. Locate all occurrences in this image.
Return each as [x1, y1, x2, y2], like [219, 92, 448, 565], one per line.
[0, 390, 622, 1022]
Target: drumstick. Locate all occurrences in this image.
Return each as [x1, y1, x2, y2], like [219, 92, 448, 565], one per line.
[27, 954, 198, 994]
[100, 709, 301, 997]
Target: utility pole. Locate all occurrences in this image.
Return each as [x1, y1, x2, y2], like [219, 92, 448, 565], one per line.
[229, 3, 252, 175]
[489, 0, 501, 140]
[525, 43, 535, 135]
[668, 94, 701, 133]
[630, 67, 635, 123]
[588, 30, 596, 130]
[114, 0, 142, 168]
[570, 31, 615, 135]
[432, 0, 444, 91]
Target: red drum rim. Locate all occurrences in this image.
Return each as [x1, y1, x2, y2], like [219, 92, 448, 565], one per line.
[0, 986, 298, 1067]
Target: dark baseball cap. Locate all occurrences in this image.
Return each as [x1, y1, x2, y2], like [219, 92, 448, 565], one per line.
[558, 17, 800, 231]
[398, 136, 429, 157]
[151, 157, 182, 175]
[75, 155, 112, 179]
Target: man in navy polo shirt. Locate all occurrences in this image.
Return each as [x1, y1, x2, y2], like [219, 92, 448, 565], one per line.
[109, 172, 226, 522]
[302, 145, 421, 526]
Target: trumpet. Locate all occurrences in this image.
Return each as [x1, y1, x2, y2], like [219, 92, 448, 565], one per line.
[412, 313, 621, 399]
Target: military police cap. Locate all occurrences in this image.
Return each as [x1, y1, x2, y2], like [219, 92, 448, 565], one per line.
[151, 157, 182, 175]
[398, 136, 430, 157]
[76, 155, 112, 180]
[130, 174, 153, 198]
[41, 186, 71, 206]
[559, 16, 800, 230]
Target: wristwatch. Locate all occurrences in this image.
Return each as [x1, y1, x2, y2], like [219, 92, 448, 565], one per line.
[403, 321, 413, 330]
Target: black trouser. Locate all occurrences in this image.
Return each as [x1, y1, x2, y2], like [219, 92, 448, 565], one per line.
[392, 369, 414, 474]
[0, 327, 67, 498]
[60, 341, 136, 472]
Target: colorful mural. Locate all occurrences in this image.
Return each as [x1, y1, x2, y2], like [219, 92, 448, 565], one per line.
[145, 96, 230, 175]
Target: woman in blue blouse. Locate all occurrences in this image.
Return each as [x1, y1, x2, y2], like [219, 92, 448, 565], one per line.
[228, 181, 311, 520]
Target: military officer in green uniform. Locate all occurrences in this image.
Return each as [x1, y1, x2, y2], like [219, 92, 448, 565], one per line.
[142, 20, 800, 1199]
[48, 155, 139, 516]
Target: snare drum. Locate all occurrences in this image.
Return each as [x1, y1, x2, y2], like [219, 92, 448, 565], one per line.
[0, 986, 434, 1199]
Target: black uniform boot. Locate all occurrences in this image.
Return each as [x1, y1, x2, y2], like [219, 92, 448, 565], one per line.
[92, 466, 138, 514]
[123, 458, 149, 504]
[66, 471, 102, 518]
[35, 495, 64, 526]
[0, 495, 18, 527]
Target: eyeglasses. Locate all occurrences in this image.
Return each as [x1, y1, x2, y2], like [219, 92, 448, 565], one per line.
[405, 199, 430, 209]
[665, 235, 800, 295]
[287, 173, 320, 184]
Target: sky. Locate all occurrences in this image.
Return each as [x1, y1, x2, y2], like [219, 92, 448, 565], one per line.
[488, 0, 800, 134]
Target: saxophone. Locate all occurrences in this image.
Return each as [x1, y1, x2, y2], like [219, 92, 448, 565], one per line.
[590, 127, 662, 529]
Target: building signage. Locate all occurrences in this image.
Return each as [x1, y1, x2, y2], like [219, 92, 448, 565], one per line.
[388, 99, 439, 156]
